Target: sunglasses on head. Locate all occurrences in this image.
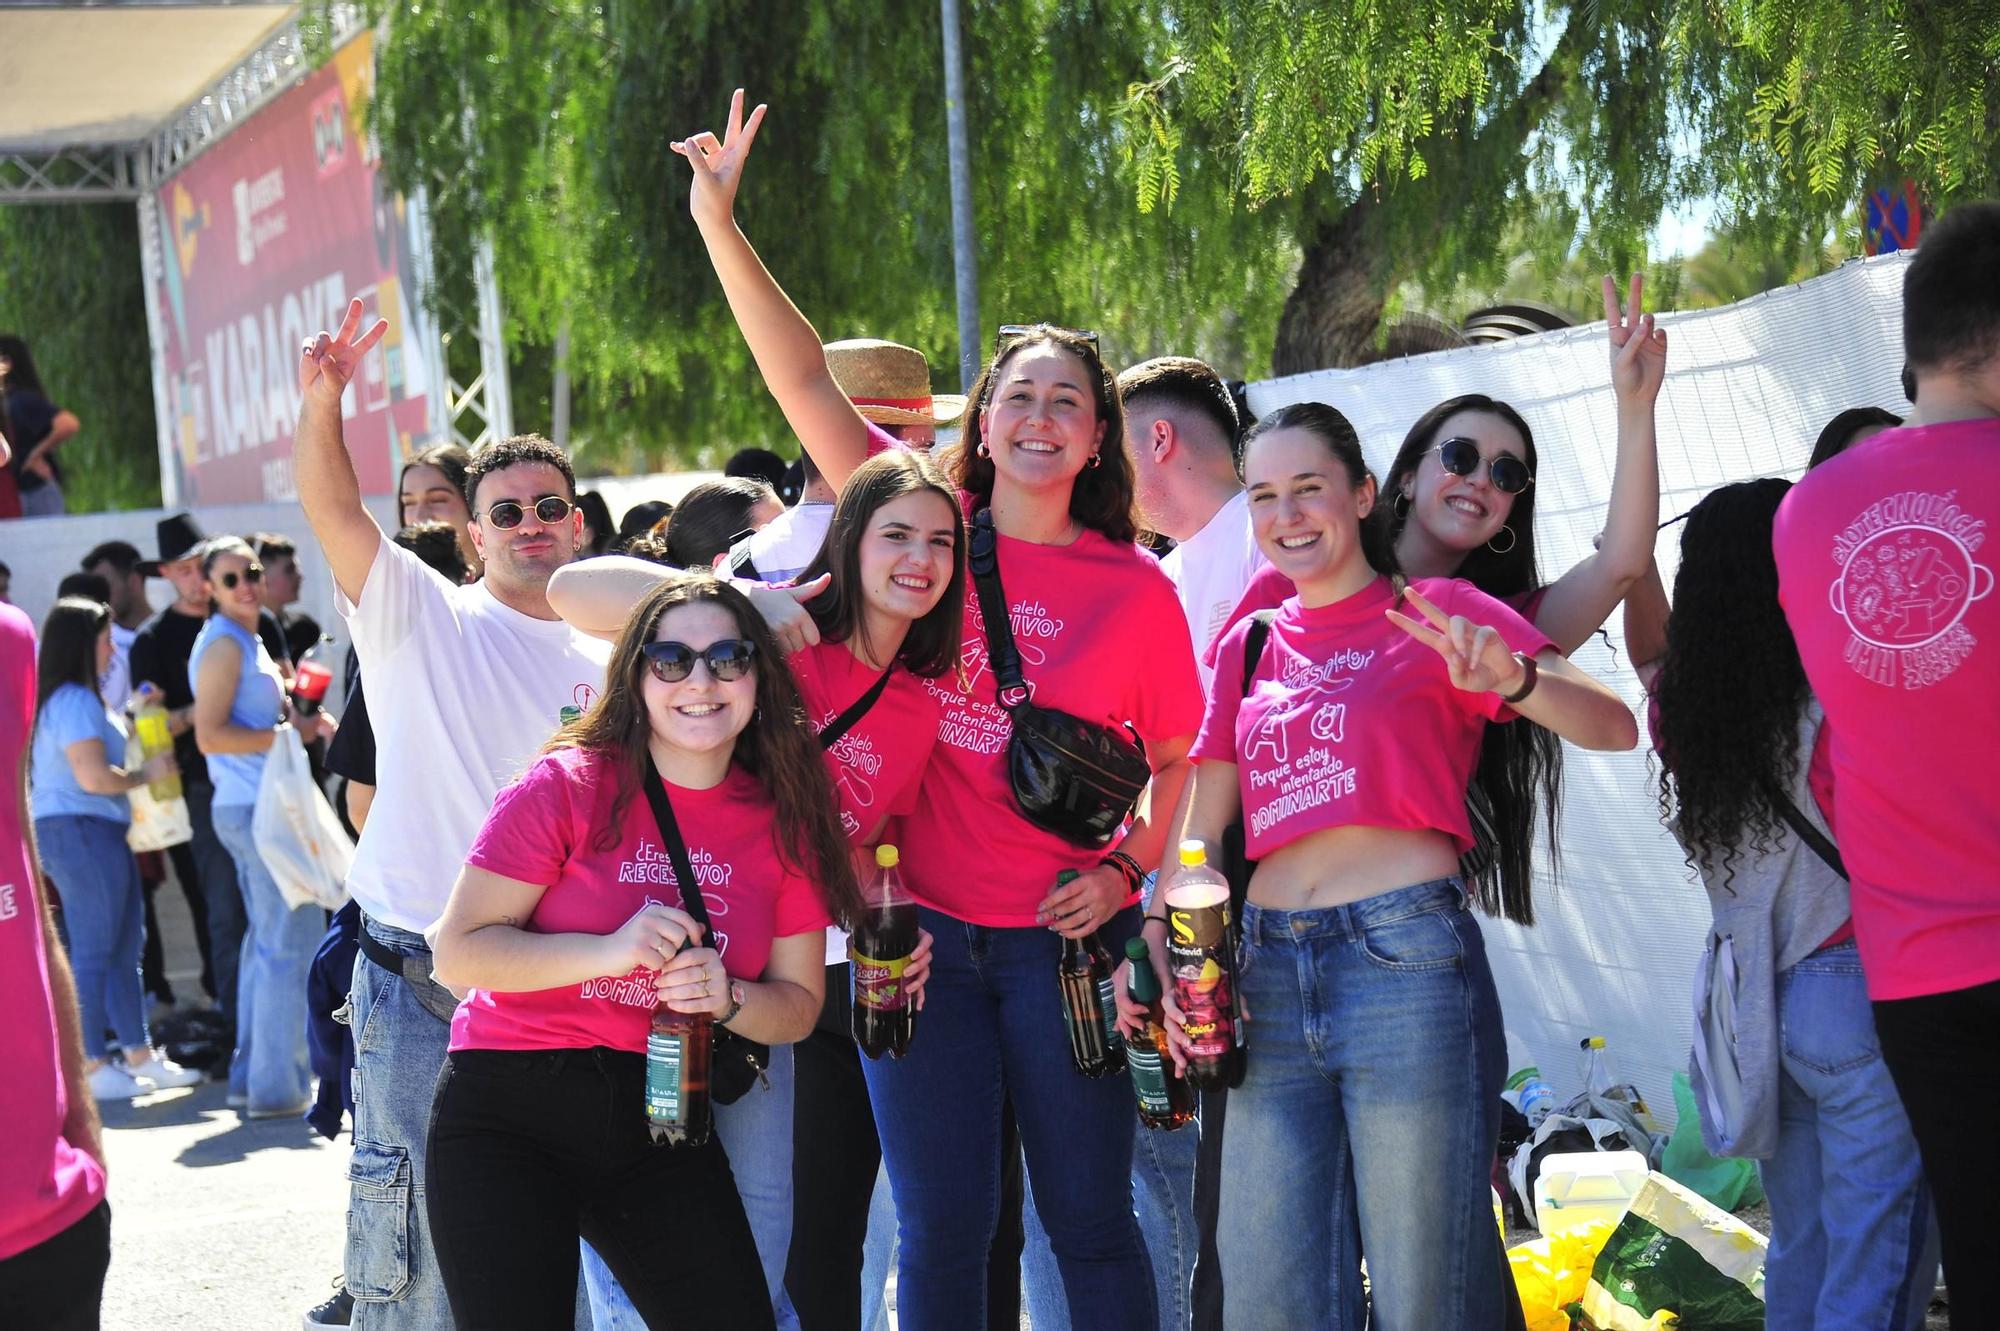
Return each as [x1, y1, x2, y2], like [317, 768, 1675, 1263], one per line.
[479, 495, 574, 529]
[1433, 437, 1533, 495]
[995, 323, 1101, 354]
[642, 639, 757, 684]
[216, 564, 264, 590]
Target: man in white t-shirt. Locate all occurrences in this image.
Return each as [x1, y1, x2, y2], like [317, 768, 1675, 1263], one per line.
[1121, 357, 1266, 680]
[1114, 356, 1262, 1331]
[293, 302, 611, 1330]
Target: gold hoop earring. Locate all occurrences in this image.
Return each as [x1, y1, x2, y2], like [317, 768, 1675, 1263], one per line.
[1487, 525, 1517, 555]
[976, 442, 991, 459]
[1392, 492, 1411, 520]
[1088, 452, 1103, 469]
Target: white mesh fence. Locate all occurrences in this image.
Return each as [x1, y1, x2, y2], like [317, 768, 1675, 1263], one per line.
[1245, 252, 1914, 1124]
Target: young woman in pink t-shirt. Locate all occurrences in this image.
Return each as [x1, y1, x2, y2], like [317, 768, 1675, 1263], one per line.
[673, 93, 1202, 1329]
[1156, 403, 1635, 1329]
[424, 575, 861, 1329]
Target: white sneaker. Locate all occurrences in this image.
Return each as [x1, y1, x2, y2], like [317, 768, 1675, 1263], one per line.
[88, 1063, 147, 1101]
[126, 1051, 204, 1089]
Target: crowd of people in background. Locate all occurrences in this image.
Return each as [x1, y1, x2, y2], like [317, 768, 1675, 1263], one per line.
[1, 88, 1995, 1331]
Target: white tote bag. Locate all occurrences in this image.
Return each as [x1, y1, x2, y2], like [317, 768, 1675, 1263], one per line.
[123, 732, 192, 853]
[252, 725, 354, 911]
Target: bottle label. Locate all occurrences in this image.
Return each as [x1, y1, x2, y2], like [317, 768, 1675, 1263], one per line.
[1128, 1040, 1172, 1114]
[645, 1029, 685, 1123]
[1093, 973, 1123, 1054]
[852, 949, 911, 1012]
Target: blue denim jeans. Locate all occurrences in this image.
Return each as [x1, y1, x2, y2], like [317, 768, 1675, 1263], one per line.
[583, 1041, 797, 1326]
[862, 904, 1154, 1331]
[1219, 880, 1506, 1331]
[1760, 941, 1939, 1331]
[344, 919, 454, 1331]
[212, 803, 318, 1112]
[35, 814, 149, 1055]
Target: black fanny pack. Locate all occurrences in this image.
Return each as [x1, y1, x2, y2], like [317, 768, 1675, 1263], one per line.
[639, 768, 768, 1105]
[968, 509, 1151, 846]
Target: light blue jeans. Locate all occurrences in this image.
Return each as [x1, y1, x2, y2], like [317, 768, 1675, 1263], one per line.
[584, 1041, 798, 1327]
[212, 803, 319, 1113]
[35, 814, 149, 1056]
[344, 919, 454, 1331]
[1760, 941, 1939, 1331]
[1219, 880, 1505, 1331]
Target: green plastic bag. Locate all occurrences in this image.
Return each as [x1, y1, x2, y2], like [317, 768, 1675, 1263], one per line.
[1660, 1072, 1764, 1212]
[1579, 1172, 1767, 1330]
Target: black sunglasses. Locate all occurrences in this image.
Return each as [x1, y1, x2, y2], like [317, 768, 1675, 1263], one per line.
[217, 564, 264, 589]
[479, 495, 574, 529]
[1434, 437, 1533, 495]
[642, 639, 757, 684]
[995, 323, 1101, 354]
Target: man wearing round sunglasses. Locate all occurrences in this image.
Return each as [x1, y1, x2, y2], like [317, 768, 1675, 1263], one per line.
[293, 299, 613, 1330]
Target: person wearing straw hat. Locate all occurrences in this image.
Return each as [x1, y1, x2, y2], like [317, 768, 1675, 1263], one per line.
[727, 340, 965, 585]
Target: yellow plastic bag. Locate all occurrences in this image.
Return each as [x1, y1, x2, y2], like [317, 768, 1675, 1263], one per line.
[1508, 1218, 1616, 1331]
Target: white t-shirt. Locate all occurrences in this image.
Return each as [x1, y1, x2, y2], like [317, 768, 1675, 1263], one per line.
[732, 502, 834, 584]
[1158, 489, 1266, 688]
[338, 539, 612, 934]
[99, 622, 138, 715]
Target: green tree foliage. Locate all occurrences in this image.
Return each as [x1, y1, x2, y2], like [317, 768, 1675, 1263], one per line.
[0, 204, 161, 510]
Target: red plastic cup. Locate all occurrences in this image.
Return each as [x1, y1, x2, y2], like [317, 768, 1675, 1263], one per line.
[293, 658, 333, 704]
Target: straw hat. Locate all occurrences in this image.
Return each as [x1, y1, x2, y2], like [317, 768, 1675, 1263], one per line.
[824, 339, 967, 428]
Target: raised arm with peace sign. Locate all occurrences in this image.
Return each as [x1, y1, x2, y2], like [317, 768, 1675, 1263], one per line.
[292, 296, 392, 602]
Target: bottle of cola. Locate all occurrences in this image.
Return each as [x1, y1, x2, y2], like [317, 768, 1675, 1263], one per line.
[1165, 840, 1242, 1090]
[852, 843, 919, 1060]
[646, 1005, 712, 1146]
[1124, 937, 1195, 1130]
[1057, 870, 1125, 1078]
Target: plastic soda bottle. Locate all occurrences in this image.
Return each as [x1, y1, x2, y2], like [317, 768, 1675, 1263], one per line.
[851, 844, 919, 1059]
[1164, 840, 1242, 1090]
[1124, 937, 1195, 1130]
[646, 1006, 712, 1146]
[131, 695, 181, 801]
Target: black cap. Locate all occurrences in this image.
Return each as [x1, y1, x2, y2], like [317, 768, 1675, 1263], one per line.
[137, 512, 208, 575]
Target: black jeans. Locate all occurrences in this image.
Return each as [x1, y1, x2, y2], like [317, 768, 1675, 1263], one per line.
[1874, 977, 2000, 1326]
[782, 963, 1023, 1331]
[426, 1047, 774, 1330]
[0, 1201, 110, 1331]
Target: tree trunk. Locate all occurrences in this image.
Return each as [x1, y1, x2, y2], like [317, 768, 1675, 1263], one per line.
[1271, 195, 1393, 375]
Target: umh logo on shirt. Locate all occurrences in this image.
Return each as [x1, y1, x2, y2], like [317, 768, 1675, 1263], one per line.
[1827, 489, 1992, 689]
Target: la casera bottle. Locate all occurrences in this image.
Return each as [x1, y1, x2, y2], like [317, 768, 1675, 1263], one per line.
[852, 843, 919, 1060]
[646, 1005, 712, 1146]
[1125, 936, 1195, 1130]
[1165, 839, 1242, 1090]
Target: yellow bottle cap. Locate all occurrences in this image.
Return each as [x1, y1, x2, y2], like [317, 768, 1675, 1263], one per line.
[1584, 1035, 1606, 1050]
[875, 844, 899, 868]
[1178, 839, 1208, 867]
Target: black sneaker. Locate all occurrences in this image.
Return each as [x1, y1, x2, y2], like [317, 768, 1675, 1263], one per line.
[303, 1276, 353, 1329]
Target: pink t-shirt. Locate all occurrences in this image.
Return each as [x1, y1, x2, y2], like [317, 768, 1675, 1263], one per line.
[450, 747, 831, 1053]
[0, 603, 108, 1260]
[790, 640, 939, 846]
[1192, 577, 1553, 860]
[900, 516, 1205, 926]
[1774, 418, 2000, 1000]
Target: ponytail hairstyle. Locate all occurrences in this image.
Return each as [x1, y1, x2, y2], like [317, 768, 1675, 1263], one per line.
[1239, 401, 1398, 576]
[1651, 478, 1805, 887]
[958, 325, 1137, 543]
[548, 573, 862, 928]
[794, 449, 966, 679]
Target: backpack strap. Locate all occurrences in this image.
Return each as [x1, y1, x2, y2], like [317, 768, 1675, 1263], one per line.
[1767, 784, 1848, 880]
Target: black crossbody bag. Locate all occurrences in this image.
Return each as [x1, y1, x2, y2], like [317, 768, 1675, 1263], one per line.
[967, 509, 1152, 846]
[639, 768, 768, 1104]
[816, 666, 892, 752]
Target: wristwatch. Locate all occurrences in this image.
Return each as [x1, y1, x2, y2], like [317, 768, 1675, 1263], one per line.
[716, 979, 746, 1027]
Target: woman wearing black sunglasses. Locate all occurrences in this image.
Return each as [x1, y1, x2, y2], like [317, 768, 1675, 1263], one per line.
[189, 536, 330, 1118]
[674, 91, 1201, 1330]
[426, 573, 863, 1327]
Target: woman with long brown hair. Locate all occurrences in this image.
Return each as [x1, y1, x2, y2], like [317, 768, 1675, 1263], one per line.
[425, 573, 862, 1328]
